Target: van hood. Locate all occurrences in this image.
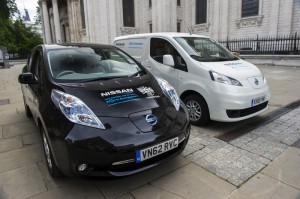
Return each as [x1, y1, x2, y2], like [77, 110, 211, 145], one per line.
[199, 59, 262, 80]
[56, 74, 173, 118]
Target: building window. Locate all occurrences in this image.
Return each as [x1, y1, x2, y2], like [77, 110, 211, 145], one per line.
[80, 0, 86, 29]
[177, 0, 180, 6]
[196, 0, 207, 24]
[149, 0, 152, 8]
[177, 22, 181, 32]
[123, 0, 135, 27]
[149, 23, 152, 33]
[242, 0, 259, 18]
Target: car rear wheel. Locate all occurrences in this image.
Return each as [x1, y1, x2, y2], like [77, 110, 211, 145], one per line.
[184, 94, 210, 126]
[23, 97, 32, 118]
[41, 127, 62, 178]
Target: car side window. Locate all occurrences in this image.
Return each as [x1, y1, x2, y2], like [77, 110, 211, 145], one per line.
[30, 51, 42, 82]
[150, 38, 187, 71]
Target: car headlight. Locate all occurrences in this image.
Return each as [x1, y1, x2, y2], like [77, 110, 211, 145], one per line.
[209, 71, 242, 86]
[51, 89, 105, 129]
[156, 78, 180, 111]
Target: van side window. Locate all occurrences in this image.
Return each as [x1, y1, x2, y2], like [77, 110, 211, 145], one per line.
[150, 38, 187, 72]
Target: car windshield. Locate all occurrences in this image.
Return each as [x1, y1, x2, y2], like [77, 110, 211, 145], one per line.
[174, 37, 238, 62]
[47, 47, 143, 81]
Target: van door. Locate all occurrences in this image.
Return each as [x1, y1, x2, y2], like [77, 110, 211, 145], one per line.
[145, 37, 187, 90]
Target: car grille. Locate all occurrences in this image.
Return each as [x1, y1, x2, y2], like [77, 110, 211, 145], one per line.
[226, 101, 268, 118]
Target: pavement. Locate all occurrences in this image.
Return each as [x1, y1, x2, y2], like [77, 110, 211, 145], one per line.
[0, 63, 299, 199]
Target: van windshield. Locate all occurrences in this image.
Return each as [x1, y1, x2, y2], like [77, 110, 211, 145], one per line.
[47, 47, 144, 82]
[174, 37, 239, 62]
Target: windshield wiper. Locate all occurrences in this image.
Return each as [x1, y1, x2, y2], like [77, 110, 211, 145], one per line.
[129, 70, 145, 78]
[80, 76, 127, 83]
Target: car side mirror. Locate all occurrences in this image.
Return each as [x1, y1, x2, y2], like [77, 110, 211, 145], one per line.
[18, 73, 38, 84]
[163, 55, 175, 67]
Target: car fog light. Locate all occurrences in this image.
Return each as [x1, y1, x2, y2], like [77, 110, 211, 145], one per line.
[78, 163, 88, 172]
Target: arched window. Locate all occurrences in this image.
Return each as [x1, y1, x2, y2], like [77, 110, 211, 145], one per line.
[80, 0, 86, 29]
[123, 0, 135, 27]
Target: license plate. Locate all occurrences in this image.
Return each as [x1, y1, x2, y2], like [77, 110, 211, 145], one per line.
[251, 96, 266, 107]
[136, 137, 179, 163]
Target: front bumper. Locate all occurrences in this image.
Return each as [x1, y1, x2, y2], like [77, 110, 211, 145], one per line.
[208, 82, 270, 122]
[49, 107, 190, 177]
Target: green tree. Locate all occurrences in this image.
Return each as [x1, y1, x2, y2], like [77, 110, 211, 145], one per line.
[0, 0, 19, 19]
[0, 0, 43, 58]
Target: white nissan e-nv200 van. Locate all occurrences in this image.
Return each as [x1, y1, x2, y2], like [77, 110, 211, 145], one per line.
[114, 33, 270, 125]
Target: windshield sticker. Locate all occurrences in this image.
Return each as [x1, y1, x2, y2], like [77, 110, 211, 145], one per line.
[101, 87, 159, 106]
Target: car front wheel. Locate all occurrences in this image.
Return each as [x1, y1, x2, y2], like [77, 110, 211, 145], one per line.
[184, 94, 210, 126]
[41, 127, 62, 178]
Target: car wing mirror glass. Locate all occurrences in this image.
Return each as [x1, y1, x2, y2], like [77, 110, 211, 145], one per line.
[18, 73, 38, 84]
[163, 54, 175, 67]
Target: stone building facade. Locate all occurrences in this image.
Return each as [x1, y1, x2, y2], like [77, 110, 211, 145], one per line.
[39, 0, 300, 45]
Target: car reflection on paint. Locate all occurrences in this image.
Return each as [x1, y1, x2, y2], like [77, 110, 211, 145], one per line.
[18, 44, 190, 178]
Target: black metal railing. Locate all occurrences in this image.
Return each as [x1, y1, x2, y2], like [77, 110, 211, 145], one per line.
[219, 33, 300, 55]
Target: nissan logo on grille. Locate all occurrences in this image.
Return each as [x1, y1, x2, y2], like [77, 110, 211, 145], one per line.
[146, 114, 158, 126]
[254, 78, 259, 85]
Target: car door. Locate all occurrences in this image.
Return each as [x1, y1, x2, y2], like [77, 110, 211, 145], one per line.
[146, 37, 187, 91]
[27, 49, 44, 122]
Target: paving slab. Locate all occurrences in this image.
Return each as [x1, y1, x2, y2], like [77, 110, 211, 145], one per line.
[0, 126, 3, 139]
[27, 180, 105, 199]
[0, 164, 47, 199]
[2, 120, 38, 138]
[0, 113, 30, 126]
[116, 193, 135, 199]
[0, 144, 44, 173]
[131, 184, 184, 199]
[22, 132, 42, 146]
[226, 173, 300, 199]
[151, 163, 236, 199]
[262, 147, 300, 190]
[95, 156, 190, 199]
[0, 136, 23, 153]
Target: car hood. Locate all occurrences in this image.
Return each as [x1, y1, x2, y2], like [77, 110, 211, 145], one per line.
[56, 74, 172, 118]
[199, 59, 262, 80]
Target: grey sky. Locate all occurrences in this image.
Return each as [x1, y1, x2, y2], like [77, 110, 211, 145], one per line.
[15, 0, 38, 21]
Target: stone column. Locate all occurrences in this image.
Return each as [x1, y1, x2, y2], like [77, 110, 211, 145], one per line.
[220, 0, 228, 39]
[213, 0, 220, 39]
[49, 8, 56, 43]
[71, 0, 80, 42]
[269, 0, 280, 36]
[66, 0, 74, 42]
[281, 0, 293, 35]
[38, 1, 46, 43]
[41, 0, 52, 44]
[52, 0, 62, 43]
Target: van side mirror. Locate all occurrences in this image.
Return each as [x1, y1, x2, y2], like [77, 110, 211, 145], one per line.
[163, 55, 175, 67]
[18, 73, 38, 84]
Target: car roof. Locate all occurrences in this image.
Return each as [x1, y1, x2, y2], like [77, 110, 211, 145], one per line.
[40, 43, 115, 50]
[114, 32, 210, 41]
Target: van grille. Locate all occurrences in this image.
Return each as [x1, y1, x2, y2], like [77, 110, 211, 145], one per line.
[226, 101, 268, 118]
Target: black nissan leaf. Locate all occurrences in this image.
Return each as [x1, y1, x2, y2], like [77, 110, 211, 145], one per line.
[18, 44, 190, 178]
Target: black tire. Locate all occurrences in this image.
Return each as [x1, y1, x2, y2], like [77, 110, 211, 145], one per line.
[40, 127, 62, 178]
[183, 94, 210, 126]
[23, 97, 33, 118]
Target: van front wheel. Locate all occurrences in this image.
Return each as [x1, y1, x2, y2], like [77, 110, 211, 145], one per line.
[184, 94, 210, 126]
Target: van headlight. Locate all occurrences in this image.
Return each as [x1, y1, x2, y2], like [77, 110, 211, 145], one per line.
[51, 89, 105, 129]
[156, 78, 180, 111]
[209, 71, 242, 86]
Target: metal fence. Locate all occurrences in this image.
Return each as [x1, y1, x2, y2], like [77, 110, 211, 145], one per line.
[219, 33, 300, 55]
